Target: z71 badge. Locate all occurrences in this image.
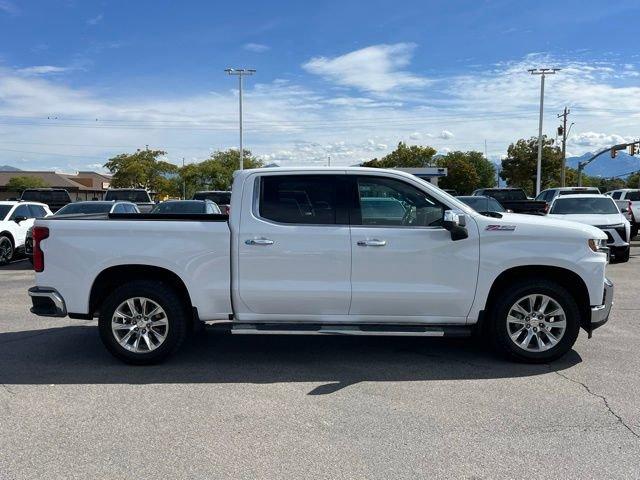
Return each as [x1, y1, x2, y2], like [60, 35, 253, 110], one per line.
[485, 225, 516, 231]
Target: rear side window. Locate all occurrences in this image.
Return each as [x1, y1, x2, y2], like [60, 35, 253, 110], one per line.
[259, 175, 337, 225]
[626, 191, 640, 201]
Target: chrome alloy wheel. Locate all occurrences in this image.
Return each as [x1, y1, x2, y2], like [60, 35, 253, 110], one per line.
[506, 294, 567, 352]
[0, 237, 12, 264]
[111, 297, 169, 353]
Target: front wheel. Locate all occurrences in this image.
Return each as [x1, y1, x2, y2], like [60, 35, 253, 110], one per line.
[98, 280, 188, 364]
[488, 279, 580, 363]
[0, 236, 13, 266]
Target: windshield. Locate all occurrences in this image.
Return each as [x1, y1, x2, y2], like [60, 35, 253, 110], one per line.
[105, 190, 151, 202]
[0, 205, 12, 220]
[192, 192, 231, 204]
[56, 203, 113, 215]
[21, 190, 70, 203]
[151, 201, 206, 214]
[551, 197, 619, 215]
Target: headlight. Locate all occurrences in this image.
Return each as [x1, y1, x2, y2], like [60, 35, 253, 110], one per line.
[588, 238, 608, 252]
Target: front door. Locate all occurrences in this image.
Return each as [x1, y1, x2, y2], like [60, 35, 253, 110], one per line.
[349, 174, 480, 323]
[9, 204, 33, 248]
[236, 173, 351, 318]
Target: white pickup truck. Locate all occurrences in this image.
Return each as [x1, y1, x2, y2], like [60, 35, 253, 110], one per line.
[28, 167, 613, 365]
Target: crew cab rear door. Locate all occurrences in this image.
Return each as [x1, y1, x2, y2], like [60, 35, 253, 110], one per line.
[235, 172, 352, 317]
[348, 173, 480, 323]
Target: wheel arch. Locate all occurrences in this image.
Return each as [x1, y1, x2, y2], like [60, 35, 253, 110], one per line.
[484, 265, 591, 331]
[89, 264, 193, 319]
[0, 231, 15, 248]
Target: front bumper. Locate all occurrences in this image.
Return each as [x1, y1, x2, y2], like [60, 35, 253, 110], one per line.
[28, 287, 67, 317]
[589, 277, 613, 333]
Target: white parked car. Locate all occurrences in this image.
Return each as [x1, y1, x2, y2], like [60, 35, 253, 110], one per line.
[29, 168, 612, 365]
[0, 201, 52, 265]
[605, 189, 640, 238]
[547, 194, 631, 262]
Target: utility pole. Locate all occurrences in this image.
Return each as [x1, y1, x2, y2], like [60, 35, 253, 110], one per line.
[557, 107, 570, 187]
[327, 155, 331, 167]
[225, 68, 256, 170]
[528, 68, 560, 195]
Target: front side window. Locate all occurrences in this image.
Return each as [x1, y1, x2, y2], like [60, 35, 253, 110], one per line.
[354, 176, 444, 227]
[611, 191, 622, 199]
[28, 205, 47, 218]
[259, 175, 337, 225]
[10, 204, 31, 220]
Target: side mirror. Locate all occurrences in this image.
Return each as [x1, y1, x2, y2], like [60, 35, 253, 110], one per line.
[620, 207, 629, 213]
[13, 216, 27, 224]
[443, 210, 468, 241]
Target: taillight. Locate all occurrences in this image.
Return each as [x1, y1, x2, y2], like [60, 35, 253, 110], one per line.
[544, 202, 550, 214]
[33, 226, 49, 272]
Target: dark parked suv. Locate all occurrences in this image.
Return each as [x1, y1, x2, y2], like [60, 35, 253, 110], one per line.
[19, 188, 72, 213]
[192, 190, 231, 214]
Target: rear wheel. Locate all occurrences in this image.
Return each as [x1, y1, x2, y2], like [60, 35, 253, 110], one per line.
[0, 236, 13, 266]
[98, 280, 188, 364]
[489, 279, 580, 363]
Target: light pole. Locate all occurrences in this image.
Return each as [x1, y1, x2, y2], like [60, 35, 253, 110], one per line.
[225, 68, 256, 170]
[528, 68, 559, 195]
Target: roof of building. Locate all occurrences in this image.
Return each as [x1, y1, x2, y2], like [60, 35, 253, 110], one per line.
[0, 171, 110, 191]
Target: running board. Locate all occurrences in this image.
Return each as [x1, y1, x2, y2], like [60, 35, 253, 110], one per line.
[231, 323, 472, 338]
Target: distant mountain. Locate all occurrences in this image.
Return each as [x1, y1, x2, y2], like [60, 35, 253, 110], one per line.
[566, 151, 640, 178]
[0, 165, 21, 171]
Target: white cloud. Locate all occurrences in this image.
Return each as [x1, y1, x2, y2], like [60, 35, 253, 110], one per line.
[439, 130, 454, 139]
[86, 13, 103, 26]
[16, 65, 71, 76]
[243, 43, 270, 53]
[568, 131, 634, 151]
[0, 53, 639, 172]
[302, 43, 428, 93]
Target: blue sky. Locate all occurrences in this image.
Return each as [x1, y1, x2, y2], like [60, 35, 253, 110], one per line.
[0, 0, 639, 170]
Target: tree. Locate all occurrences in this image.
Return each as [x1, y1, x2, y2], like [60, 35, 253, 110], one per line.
[625, 172, 640, 189]
[179, 149, 263, 197]
[436, 151, 496, 194]
[500, 136, 562, 195]
[361, 142, 436, 168]
[5, 176, 49, 192]
[104, 149, 179, 196]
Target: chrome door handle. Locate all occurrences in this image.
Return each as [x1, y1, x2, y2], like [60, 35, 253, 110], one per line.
[245, 238, 274, 246]
[357, 239, 387, 247]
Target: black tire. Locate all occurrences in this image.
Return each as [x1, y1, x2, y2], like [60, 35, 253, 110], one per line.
[98, 280, 188, 365]
[0, 236, 14, 266]
[488, 279, 580, 363]
[630, 225, 638, 240]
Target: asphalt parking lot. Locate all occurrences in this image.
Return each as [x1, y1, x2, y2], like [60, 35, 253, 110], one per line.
[1, 248, 639, 479]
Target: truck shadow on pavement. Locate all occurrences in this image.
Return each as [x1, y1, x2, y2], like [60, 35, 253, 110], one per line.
[0, 324, 582, 395]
